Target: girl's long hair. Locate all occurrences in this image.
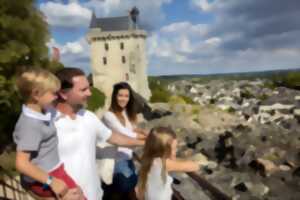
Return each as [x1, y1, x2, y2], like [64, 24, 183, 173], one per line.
[138, 127, 176, 199]
[109, 82, 137, 124]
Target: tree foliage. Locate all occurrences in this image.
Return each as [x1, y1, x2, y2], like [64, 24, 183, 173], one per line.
[87, 87, 106, 112]
[0, 0, 63, 147]
[149, 78, 172, 103]
[272, 72, 300, 90]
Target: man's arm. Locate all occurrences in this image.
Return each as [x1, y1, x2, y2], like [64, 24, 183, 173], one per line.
[107, 131, 144, 147]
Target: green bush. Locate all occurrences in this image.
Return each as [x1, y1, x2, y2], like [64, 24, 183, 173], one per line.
[263, 81, 276, 90]
[179, 95, 195, 104]
[149, 78, 172, 103]
[241, 89, 255, 99]
[258, 94, 269, 101]
[191, 106, 201, 115]
[168, 95, 186, 105]
[227, 107, 236, 113]
[272, 72, 300, 89]
[87, 87, 106, 111]
[150, 88, 171, 103]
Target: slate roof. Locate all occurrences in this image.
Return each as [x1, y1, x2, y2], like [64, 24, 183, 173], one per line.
[89, 12, 137, 31]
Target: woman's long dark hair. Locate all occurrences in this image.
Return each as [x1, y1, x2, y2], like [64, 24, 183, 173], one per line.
[109, 82, 137, 123]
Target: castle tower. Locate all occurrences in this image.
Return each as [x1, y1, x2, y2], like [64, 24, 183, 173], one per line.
[86, 7, 151, 106]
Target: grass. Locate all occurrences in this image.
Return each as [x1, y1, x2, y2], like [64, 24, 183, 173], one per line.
[191, 105, 201, 115]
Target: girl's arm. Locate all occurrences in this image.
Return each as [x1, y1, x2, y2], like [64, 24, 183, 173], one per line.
[136, 132, 147, 140]
[16, 151, 68, 197]
[134, 128, 148, 140]
[166, 158, 199, 172]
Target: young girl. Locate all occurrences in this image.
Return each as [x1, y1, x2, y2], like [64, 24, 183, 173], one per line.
[13, 69, 84, 200]
[138, 127, 200, 200]
[101, 82, 147, 200]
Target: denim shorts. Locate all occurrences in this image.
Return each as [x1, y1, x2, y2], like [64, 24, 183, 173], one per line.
[102, 159, 138, 193]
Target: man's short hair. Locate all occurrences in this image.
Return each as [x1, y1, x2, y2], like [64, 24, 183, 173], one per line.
[16, 68, 60, 101]
[55, 68, 85, 90]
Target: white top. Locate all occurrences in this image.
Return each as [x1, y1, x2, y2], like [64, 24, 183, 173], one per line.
[102, 111, 137, 160]
[54, 109, 112, 200]
[145, 158, 173, 200]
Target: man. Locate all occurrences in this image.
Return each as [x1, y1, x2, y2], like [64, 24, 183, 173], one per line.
[54, 68, 144, 200]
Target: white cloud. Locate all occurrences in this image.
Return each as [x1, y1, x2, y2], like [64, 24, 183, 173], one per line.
[161, 21, 208, 37]
[179, 36, 193, 53]
[47, 37, 90, 73]
[40, 2, 92, 28]
[147, 21, 210, 63]
[61, 40, 86, 54]
[190, 0, 214, 12]
[204, 37, 221, 46]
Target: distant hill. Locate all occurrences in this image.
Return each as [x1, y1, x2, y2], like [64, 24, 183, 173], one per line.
[150, 68, 300, 82]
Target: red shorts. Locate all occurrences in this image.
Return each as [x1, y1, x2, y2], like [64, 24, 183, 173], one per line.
[25, 164, 82, 198]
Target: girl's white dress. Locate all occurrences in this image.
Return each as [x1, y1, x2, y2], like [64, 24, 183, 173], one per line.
[145, 158, 173, 200]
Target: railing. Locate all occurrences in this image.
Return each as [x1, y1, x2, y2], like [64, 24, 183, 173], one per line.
[133, 153, 232, 200]
[0, 167, 35, 200]
[186, 172, 231, 200]
[0, 157, 231, 200]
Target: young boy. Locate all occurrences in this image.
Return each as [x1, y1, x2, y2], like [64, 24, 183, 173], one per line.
[13, 69, 83, 199]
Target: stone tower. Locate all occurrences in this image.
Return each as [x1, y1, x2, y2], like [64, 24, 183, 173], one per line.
[86, 7, 151, 107]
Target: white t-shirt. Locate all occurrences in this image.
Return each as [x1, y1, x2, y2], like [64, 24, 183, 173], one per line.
[145, 158, 173, 200]
[54, 109, 112, 200]
[102, 111, 137, 160]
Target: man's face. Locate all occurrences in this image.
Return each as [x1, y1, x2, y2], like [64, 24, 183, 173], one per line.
[62, 75, 91, 107]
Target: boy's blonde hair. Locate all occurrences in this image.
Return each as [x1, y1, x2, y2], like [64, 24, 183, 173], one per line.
[16, 69, 61, 101]
[138, 127, 176, 199]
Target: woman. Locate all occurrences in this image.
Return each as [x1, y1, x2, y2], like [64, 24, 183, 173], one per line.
[101, 82, 147, 200]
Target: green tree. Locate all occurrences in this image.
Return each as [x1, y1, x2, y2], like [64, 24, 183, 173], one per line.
[0, 0, 63, 148]
[87, 87, 106, 112]
[149, 78, 172, 103]
[272, 72, 300, 89]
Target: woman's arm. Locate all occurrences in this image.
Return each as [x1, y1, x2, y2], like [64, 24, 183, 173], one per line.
[136, 132, 147, 140]
[165, 158, 199, 172]
[107, 131, 144, 147]
[16, 151, 68, 197]
[103, 112, 137, 138]
[134, 127, 148, 135]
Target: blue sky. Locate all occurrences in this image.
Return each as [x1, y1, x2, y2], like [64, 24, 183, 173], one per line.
[38, 0, 300, 75]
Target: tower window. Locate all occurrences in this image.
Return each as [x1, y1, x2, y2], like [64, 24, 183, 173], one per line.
[122, 56, 126, 64]
[120, 42, 124, 50]
[126, 73, 129, 81]
[130, 64, 136, 73]
[105, 43, 109, 51]
[103, 57, 107, 65]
